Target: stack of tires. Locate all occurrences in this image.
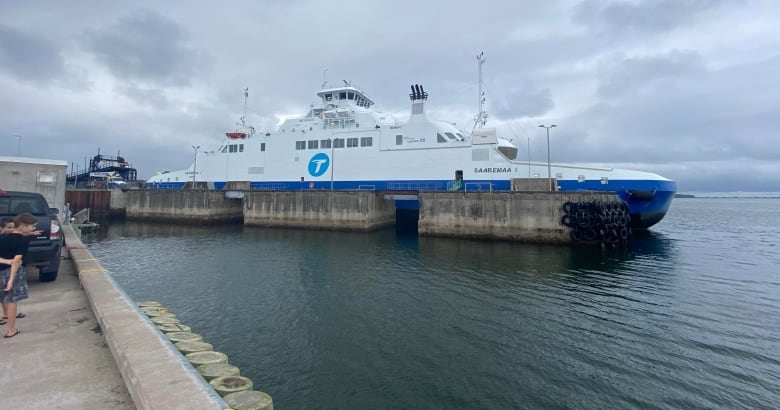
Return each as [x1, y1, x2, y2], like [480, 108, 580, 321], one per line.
[561, 200, 632, 246]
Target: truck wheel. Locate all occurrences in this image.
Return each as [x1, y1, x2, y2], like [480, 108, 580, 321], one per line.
[39, 251, 62, 282]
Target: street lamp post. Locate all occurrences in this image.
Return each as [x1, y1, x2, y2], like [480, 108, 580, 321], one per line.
[330, 138, 335, 191]
[191, 145, 200, 184]
[538, 124, 557, 191]
[12, 134, 21, 156]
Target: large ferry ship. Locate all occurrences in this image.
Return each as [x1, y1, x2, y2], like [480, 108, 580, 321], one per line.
[147, 56, 676, 228]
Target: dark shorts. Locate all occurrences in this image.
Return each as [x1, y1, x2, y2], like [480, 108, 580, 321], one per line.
[0, 266, 29, 303]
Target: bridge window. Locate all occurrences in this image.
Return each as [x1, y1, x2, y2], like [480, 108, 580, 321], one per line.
[239, 144, 244, 152]
[296, 141, 306, 150]
[445, 132, 457, 140]
[339, 92, 347, 100]
[437, 133, 447, 143]
[396, 135, 403, 145]
[360, 136, 373, 147]
[229, 144, 238, 153]
[348, 92, 354, 100]
[261, 143, 266, 152]
[324, 93, 332, 101]
[321, 139, 332, 149]
[347, 137, 359, 147]
[308, 140, 319, 149]
[333, 138, 345, 148]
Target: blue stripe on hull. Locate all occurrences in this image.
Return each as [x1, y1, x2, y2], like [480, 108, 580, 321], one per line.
[145, 178, 676, 228]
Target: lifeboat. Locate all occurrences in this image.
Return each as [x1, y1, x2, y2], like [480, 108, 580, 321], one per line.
[225, 132, 247, 139]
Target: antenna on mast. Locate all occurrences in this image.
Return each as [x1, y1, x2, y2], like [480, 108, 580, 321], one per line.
[321, 69, 329, 89]
[473, 51, 487, 130]
[243, 88, 249, 125]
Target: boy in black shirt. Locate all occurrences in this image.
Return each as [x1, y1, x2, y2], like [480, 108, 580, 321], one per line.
[0, 213, 37, 338]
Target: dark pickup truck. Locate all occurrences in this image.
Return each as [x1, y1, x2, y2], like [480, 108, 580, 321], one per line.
[0, 190, 63, 282]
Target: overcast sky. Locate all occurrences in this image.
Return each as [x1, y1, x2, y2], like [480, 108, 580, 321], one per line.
[1, 0, 778, 192]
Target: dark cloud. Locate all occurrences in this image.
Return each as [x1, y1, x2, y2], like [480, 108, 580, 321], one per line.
[82, 10, 211, 87]
[491, 82, 554, 119]
[596, 50, 705, 98]
[0, 24, 66, 83]
[573, 0, 729, 37]
[116, 83, 168, 109]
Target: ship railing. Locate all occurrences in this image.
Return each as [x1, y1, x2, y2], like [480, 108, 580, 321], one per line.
[387, 182, 446, 190]
[464, 182, 493, 193]
[71, 207, 90, 224]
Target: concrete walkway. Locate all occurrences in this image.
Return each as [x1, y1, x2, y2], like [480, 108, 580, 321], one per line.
[0, 255, 134, 409]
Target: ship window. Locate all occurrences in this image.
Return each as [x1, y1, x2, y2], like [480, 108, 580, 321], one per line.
[472, 148, 489, 161]
[229, 145, 238, 153]
[296, 141, 306, 150]
[239, 144, 244, 152]
[339, 92, 347, 100]
[497, 145, 517, 160]
[577, 175, 585, 182]
[601, 177, 609, 184]
[456, 133, 465, 141]
[221, 146, 228, 153]
[445, 132, 457, 140]
[347, 137, 359, 147]
[308, 140, 319, 149]
[348, 92, 354, 100]
[360, 136, 373, 147]
[396, 135, 403, 145]
[437, 133, 447, 143]
[325, 94, 332, 101]
[261, 143, 266, 152]
[321, 139, 332, 149]
[333, 138, 345, 148]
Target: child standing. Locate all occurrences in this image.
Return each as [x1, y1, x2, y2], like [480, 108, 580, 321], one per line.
[0, 213, 36, 338]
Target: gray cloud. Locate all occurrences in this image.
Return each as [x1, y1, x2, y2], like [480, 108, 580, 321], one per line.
[597, 50, 706, 98]
[0, 1, 778, 192]
[573, 0, 730, 37]
[81, 10, 211, 87]
[0, 24, 66, 83]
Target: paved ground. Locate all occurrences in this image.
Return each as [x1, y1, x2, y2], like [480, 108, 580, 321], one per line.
[0, 254, 134, 409]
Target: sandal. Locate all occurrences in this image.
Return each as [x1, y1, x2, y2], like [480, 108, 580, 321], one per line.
[1, 313, 25, 320]
[4, 329, 20, 338]
[0, 319, 5, 325]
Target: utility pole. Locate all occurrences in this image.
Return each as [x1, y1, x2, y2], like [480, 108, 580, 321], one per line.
[538, 124, 557, 191]
[191, 145, 200, 184]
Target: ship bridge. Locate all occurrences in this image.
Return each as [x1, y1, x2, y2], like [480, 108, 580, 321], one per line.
[317, 85, 374, 109]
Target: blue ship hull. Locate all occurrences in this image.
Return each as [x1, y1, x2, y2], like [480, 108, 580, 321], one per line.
[146, 177, 675, 229]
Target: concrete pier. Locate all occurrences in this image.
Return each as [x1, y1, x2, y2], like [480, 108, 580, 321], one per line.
[64, 225, 229, 409]
[0, 248, 133, 409]
[125, 190, 243, 224]
[244, 190, 396, 231]
[418, 191, 619, 244]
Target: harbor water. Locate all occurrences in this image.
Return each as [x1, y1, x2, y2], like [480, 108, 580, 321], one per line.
[86, 198, 780, 409]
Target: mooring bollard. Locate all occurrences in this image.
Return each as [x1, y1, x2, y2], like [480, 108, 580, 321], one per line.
[197, 363, 240, 381]
[209, 375, 253, 397]
[223, 390, 274, 410]
[151, 316, 181, 325]
[157, 323, 192, 333]
[166, 332, 204, 343]
[175, 340, 213, 355]
[186, 351, 228, 367]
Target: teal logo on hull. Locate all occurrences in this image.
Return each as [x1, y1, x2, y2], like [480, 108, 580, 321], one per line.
[308, 153, 330, 177]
